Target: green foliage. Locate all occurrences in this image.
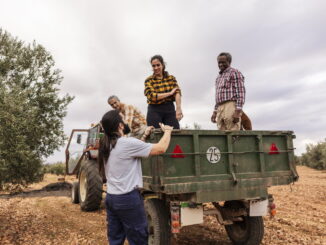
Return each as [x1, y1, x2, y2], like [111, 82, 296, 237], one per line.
[299, 139, 326, 170]
[43, 162, 65, 175]
[0, 29, 73, 189]
[294, 155, 301, 166]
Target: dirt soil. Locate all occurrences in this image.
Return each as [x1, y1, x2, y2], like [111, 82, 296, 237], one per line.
[0, 166, 325, 245]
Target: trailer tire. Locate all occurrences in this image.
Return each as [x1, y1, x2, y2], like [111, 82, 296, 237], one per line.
[145, 198, 171, 245]
[225, 216, 264, 245]
[78, 160, 103, 211]
[223, 201, 264, 245]
[71, 181, 79, 204]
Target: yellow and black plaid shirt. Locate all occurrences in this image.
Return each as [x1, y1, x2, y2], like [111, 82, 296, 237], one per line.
[144, 74, 181, 104]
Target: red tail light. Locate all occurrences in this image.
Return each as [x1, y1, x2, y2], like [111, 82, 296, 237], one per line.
[170, 203, 181, 233]
[269, 202, 276, 217]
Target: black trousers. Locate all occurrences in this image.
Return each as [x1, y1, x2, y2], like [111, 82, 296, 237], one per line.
[146, 102, 180, 129]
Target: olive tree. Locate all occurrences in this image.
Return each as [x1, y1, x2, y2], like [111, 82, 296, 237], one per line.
[0, 29, 73, 189]
[299, 139, 326, 170]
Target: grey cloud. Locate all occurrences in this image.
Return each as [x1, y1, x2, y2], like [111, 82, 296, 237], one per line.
[1, 0, 326, 162]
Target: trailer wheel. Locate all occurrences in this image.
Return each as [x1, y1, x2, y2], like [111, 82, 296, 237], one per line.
[224, 201, 264, 245]
[145, 199, 171, 245]
[79, 160, 103, 211]
[71, 181, 79, 204]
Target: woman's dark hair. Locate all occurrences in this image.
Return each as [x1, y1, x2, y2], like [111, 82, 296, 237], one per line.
[150, 54, 169, 78]
[98, 110, 123, 166]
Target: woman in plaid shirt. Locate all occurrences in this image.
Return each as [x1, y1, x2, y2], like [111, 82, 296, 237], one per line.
[144, 55, 183, 129]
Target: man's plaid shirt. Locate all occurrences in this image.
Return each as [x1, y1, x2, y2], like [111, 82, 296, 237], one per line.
[120, 103, 147, 133]
[144, 74, 181, 104]
[215, 67, 245, 110]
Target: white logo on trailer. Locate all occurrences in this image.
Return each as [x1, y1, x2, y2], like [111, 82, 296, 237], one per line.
[206, 146, 221, 163]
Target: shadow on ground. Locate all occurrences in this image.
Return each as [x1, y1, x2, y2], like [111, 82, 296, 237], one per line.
[0, 182, 72, 199]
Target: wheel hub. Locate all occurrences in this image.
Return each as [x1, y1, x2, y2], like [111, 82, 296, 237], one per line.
[79, 171, 87, 202]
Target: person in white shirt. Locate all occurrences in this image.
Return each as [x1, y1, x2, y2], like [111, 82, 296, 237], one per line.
[99, 110, 173, 245]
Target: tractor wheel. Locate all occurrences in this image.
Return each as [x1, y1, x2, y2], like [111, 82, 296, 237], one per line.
[78, 160, 103, 211]
[145, 199, 171, 245]
[71, 181, 79, 204]
[224, 201, 264, 245]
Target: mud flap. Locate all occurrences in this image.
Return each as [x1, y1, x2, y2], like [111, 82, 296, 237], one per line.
[249, 199, 268, 216]
[180, 204, 203, 226]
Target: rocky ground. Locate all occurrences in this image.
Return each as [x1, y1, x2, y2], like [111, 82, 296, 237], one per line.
[0, 166, 325, 245]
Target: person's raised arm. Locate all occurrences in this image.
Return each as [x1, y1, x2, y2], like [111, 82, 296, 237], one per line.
[150, 123, 173, 155]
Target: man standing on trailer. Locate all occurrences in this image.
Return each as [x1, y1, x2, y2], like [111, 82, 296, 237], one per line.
[211, 52, 246, 130]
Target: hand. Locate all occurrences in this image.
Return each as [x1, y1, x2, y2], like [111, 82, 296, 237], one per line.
[170, 87, 178, 96]
[232, 110, 242, 124]
[144, 126, 154, 136]
[176, 108, 183, 121]
[211, 111, 217, 123]
[159, 123, 173, 132]
[119, 112, 125, 120]
[141, 126, 154, 141]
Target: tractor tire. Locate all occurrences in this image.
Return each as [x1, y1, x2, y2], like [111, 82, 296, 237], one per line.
[223, 201, 264, 245]
[145, 198, 171, 245]
[71, 181, 79, 204]
[78, 160, 103, 211]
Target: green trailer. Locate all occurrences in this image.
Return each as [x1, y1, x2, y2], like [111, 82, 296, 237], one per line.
[141, 129, 298, 244]
[65, 127, 298, 245]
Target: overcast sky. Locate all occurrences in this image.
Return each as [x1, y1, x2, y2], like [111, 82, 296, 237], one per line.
[1, 0, 325, 163]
